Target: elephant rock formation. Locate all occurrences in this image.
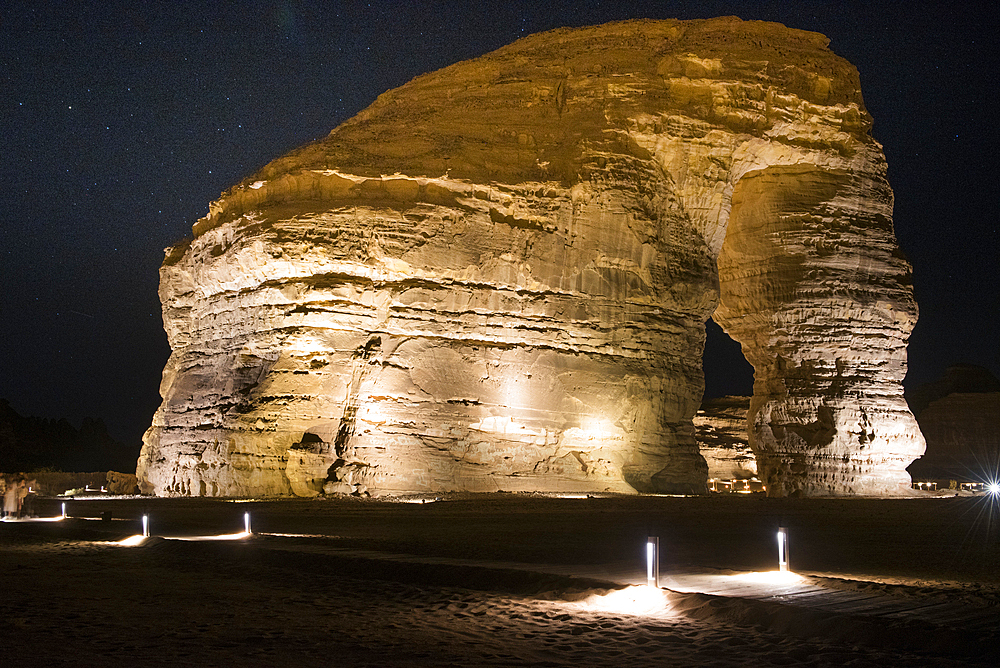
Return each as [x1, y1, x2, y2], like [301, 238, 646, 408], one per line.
[138, 17, 923, 497]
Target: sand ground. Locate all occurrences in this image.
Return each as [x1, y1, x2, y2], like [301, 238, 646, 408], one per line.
[3, 493, 999, 666]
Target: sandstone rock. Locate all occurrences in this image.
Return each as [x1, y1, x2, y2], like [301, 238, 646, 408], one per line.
[909, 393, 1000, 482]
[323, 481, 355, 496]
[137, 17, 922, 498]
[694, 396, 756, 480]
[105, 471, 139, 496]
[907, 364, 1000, 417]
[907, 366, 1000, 482]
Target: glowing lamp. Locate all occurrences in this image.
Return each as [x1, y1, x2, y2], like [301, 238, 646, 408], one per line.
[61, 502, 67, 519]
[142, 514, 150, 538]
[244, 511, 251, 534]
[987, 482, 1000, 496]
[646, 536, 659, 588]
[777, 526, 789, 572]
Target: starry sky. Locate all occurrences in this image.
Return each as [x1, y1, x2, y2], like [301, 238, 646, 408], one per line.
[2, 1, 997, 453]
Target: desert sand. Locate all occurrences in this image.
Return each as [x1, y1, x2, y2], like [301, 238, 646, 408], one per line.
[3, 493, 999, 666]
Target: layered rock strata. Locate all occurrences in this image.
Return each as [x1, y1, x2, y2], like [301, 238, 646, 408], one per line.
[138, 17, 923, 497]
[694, 396, 756, 480]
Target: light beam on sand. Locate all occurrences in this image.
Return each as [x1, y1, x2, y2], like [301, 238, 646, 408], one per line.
[727, 570, 804, 585]
[168, 532, 250, 541]
[116, 531, 252, 545]
[581, 586, 673, 616]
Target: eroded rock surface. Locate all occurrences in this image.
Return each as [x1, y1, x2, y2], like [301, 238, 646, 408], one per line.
[694, 396, 756, 480]
[138, 17, 922, 497]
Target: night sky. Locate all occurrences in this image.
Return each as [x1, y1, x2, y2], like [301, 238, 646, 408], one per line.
[2, 1, 997, 453]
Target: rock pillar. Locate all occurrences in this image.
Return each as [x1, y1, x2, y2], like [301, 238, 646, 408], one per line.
[713, 164, 923, 495]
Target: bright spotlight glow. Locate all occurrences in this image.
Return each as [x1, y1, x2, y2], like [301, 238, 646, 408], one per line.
[244, 511, 251, 534]
[987, 482, 1000, 496]
[777, 527, 789, 572]
[142, 514, 149, 538]
[646, 537, 659, 588]
[581, 586, 673, 616]
[61, 502, 67, 518]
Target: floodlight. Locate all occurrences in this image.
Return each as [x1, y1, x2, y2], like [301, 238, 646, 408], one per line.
[646, 536, 659, 588]
[777, 526, 789, 572]
[61, 502, 67, 518]
[987, 482, 1000, 496]
[244, 511, 251, 534]
[142, 514, 149, 538]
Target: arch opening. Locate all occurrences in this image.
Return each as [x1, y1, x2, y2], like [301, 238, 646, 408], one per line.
[702, 318, 754, 401]
[698, 317, 757, 490]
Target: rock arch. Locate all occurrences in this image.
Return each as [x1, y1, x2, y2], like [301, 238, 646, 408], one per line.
[714, 165, 922, 495]
[137, 18, 923, 497]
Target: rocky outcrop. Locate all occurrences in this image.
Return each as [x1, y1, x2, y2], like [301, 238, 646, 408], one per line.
[138, 17, 922, 498]
[907, 364, 1000, 417]
[694, 396, 756, 480]
[909, 394, 1000, 481]
[0, 399, 136, 473]
[907, 366, 1000, 481]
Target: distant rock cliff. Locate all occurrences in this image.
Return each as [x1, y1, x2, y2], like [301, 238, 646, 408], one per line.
[138, 17, 922, 498]
[0, 399, 136, 473]
[907, 365, 1000, 481]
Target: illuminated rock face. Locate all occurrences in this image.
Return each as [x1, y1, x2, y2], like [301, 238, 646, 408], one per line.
[138, 17, 923, 497]
[694, 397, 756, 481]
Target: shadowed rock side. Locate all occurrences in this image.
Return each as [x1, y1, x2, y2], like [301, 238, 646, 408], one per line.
[138, 17, 922, 497]
[907, 365, 1000, 482]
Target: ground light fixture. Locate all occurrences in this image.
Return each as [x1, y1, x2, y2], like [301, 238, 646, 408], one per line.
[61, 502, 67, 518]
[646, 536, 659, 588]
[244, 511, 251, 534]
[777, 526, 789, 572]
[142, 514, 150, 538]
